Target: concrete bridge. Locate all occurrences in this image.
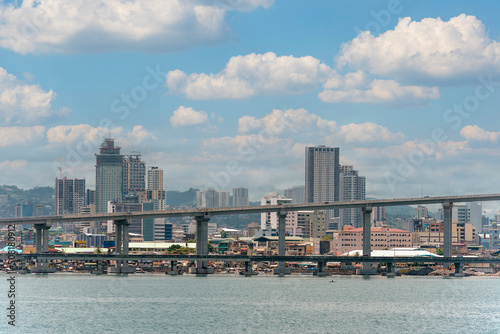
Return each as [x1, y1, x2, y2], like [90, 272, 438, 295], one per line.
[1, 193, 500, 275]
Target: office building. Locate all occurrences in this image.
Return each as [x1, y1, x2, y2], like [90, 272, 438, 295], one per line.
[218, 191, 230, 208]
[96, 138, 124, 213]
[284, 185, 305, 204]
[197, 188, 219, 208]
[147, 167, 166, 211]
[55, 177, 86, 215]
[305, 145, 340, 219]
[233, 187, 249, 207]
[339, 165, 366, 228]
[123, 153, 146, 196]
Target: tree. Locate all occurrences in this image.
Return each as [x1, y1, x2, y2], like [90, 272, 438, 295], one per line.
[186, 238, 196, 244]
[208, 243, 215, 253]
[220, 230, 228, 238]
[435, 248, 444, 255]
[167, 244, 182, 253]
[94, 246, 102, 254]
[322, 235, 333, 240]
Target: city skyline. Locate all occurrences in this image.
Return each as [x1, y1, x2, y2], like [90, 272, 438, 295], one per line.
[0, 1, 499, 216]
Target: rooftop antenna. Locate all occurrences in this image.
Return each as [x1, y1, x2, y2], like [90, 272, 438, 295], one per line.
[58, 167, 63, 179]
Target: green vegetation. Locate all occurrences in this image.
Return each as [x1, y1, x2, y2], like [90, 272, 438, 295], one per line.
[322, 235, 333, 240]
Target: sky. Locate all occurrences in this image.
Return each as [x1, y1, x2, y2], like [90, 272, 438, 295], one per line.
[0, 0, 499, 215]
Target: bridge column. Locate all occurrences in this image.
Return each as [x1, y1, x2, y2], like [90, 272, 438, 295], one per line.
[443, 202, 453, 268]
[189, 213, 214, 275]
[31, 223, 56, 273]
[273, 211, 291, 275]
[167, 260, 183, 275]
[314, 260, 332, 277]
[108, 220, 134, 274]
[240, 261, 258, 276]
[91, 260, 105, 275]
[359, 206, 376, 275]
[450, 262, 465, 277]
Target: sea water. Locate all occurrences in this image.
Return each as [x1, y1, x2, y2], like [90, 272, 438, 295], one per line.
[1, 273, 499, 334]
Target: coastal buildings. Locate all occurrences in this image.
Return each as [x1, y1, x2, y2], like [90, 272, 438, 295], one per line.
[332, 226, 412, 254]
[55, 177, 86, 215]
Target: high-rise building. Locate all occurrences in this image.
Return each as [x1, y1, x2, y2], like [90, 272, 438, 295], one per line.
[96, 138, 124, 213]
[218, 191, 230, 208]
[415, 205, 428, 219]
[233, 187, 249, 207]
[147, 167, 166, 210]
[297, 210, 327, 239]
[305, 146, 340, 219]
[434, 202, 483, 233]
[371, 206, 386, 224]
[339, 165, 366, 228]
[123, 153, 146, 196]
[55, 177, 86, 215]
[86, 189, 96, 206]
[284, 185, 305, 204]
[197, 188, 219, 208]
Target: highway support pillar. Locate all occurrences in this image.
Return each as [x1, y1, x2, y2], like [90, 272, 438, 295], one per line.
[240, 261, 258, 276]
[108, 219, 134, 274]
[31, 223, 56, 273]
[314, 261, 332, 277]
[91, 260, 105, 275]
[383, 262, 398, 277]
[273, 211, 291, 275]
[450, 262, 466, 277]
[189, 213, 214, 275]
[167, 260, 183, 275]
[358, 207, 377, 275]
[443, 202, 453, 269]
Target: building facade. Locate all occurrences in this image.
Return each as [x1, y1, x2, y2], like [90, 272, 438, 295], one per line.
[147, 166, 166, 211]
[95, 138, 124, 213]
[233, 187, 249, 207]
[123, 153, 146, 196]
[55, 177, 86, 215]
[284, 185, 305, 204]
[305, 146, 340, 219]
[339, 165, 366, 228]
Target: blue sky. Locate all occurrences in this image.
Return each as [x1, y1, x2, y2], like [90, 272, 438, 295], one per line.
[0, 0, 499, 215]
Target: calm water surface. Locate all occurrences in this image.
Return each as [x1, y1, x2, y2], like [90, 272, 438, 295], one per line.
[1, 273, 499, 333]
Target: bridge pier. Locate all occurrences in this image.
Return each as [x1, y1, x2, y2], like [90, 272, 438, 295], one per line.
[91, 260, 105, 274]
[443, 202, 453, 268]
[189, 213, 214, 275]
[273, 211, 291, 275]
[383, 262, 398, 277]
[240, 261, 258, 276]
[449, 262, 466, 277]
[314, 261, 332, 276]
[358, 207, 377, 275]
[167, 260, 183, 275]
[31, 223, 56, 273]
[108, 219, 135, 274]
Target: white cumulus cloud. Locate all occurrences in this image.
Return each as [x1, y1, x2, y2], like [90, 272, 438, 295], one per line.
[0, 0, 273, 54]
[170, 106, 209, 127]
[319, 79, 440, 106]
[238, 108, 337, 134]
[0, 126, 45, 147]
[337, 14, 500, 83]
[324, 122, 405, 144]
[0, 67, 69, 124]
[460, 125, 500, 142]
[166, 52, 335, 99]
